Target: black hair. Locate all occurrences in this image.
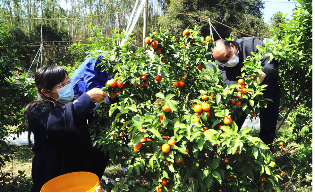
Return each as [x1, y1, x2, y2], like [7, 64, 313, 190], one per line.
[25, 65, 68, 145]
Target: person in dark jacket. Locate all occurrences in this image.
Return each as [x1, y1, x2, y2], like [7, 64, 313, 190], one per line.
[25, 66, 115, 192]
[212, 37, 280, 147]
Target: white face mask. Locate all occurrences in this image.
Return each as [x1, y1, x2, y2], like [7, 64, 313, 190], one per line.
[216, 49, 239, 68]
[223, 53, 239, 67]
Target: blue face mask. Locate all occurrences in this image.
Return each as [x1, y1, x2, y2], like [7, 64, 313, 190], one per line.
[56, 84, 74, 104]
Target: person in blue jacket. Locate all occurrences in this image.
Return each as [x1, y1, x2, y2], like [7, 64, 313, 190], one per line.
[212, 37, 280, 148]
[71, 55, 117, 102]
[25, 65, 115, 191]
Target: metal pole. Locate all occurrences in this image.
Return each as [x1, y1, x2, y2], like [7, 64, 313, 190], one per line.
[143, 0, 148, 47]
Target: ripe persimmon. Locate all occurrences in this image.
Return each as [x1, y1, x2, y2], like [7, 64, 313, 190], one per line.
[108, 79, 117, 87]
[238, 79, 244, 85]
[168, 138, 176, 146]
[156, 75, 162, 82]
[163, 104, 171, 112]
[223, 116, 232, 125]
[162, 143, 170, 153]
[178, 80, 185, 87]
[145, 37, 151, 44]
[156, 48, 162, 55]
[160, 179, 167, 186]
[175, 157, 183, 163]
[194, 104, 203, 113]
[202, 103, 210, 111]
[183, 29, 190, 36]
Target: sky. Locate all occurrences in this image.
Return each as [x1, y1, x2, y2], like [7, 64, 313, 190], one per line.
[60, 0, 298, 24]
[262, 0, 298, 23]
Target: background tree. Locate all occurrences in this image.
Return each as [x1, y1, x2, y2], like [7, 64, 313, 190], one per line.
[157, 0, 269, 40]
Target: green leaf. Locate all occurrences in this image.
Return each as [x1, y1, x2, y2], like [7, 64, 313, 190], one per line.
[265, 166, 271, 175]
[212, 171, 222, 184]
[165, 93, 176, 101]
[125, 105, 138, 112]
[134, 164, 140, 175]
[249, 100, 255, 107]
[252, 147, 258, 159]
[133, 133, 144, 145]
[155, 92, 164, 99]
[215, 94, 221, 104]
[210, 158, 220, 170]
[205, 176, 213, 189]
[166, 100, 178, 112]
[149, 128, 162, 139]
[190, 131, 201, 142]
[197, 138, 204, 150]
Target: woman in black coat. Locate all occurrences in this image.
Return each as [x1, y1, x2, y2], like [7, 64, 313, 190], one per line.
[25, 66, 115, 191]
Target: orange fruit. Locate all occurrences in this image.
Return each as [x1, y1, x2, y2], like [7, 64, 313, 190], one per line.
[186, 148, 189, 154]
[140, 74, 146, 80]
[240, 84, 246, 89]
[108, 79, 117, 87]
[140, 136, 147, 142]
[183, 29, 190, 36]
[159, 114, 163, 120]
[156, 187, 162, 192]
[184, 64, 189, 69]
[279, 142, 284, 146]
[174, 81, 179, 87]
[178, 80, 185, 87]
[145, 37, 151, 44]
[238, 79, 244, 85]
[236, 101, 242, 106]
[136, 83, 142, 87]
[223, 116, 232, 125]
[117, 81, 124, 88]
[168, 138, 176, 146]
[193, 117, 200, 123]
[228, 173, 232, 178]
[253, 112, 257, 117]
[234, 149, 239, 154]
[164, 161, 169, 165]
[198, 64, 203, 70]
[202, 103, 210, 111]
[194, 104, 203, 113]
[162, 136, 169, 140]
[161, 57, 166, 63]
[156, 75, 162, 82]
[175, 157, 183, 163]
[162, 143, 171, 153]
[147, 138, 152, 146]
[202, 95, 208, 101]
[119, 133, 126, 137]
[143, 80, 149, 86]
[282, 149, 285, 152]
[210, 94, 214, 99]
[163, 104, 171, 112]
[160, 178, 167, 186]
[231, 99, 236, 104]
[236, 92, 242, 99]
[181, 76, 187, 80]
[153, 32, 158, 35]
[156, 48, 162, 55]
[241, 88, 248, 94]
[261, 187, 265, 190]
[203, 127, 208, 132]
[207, 111, 210, 117]
[133, 141, 142, 151]
[152, 41, 158, 49]
[261, 176, 266, 181]
[223, 158, 228, 164]
[205, 36, 212, 42]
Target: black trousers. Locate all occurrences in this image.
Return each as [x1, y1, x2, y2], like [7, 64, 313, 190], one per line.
[236, 91, 280, 146]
